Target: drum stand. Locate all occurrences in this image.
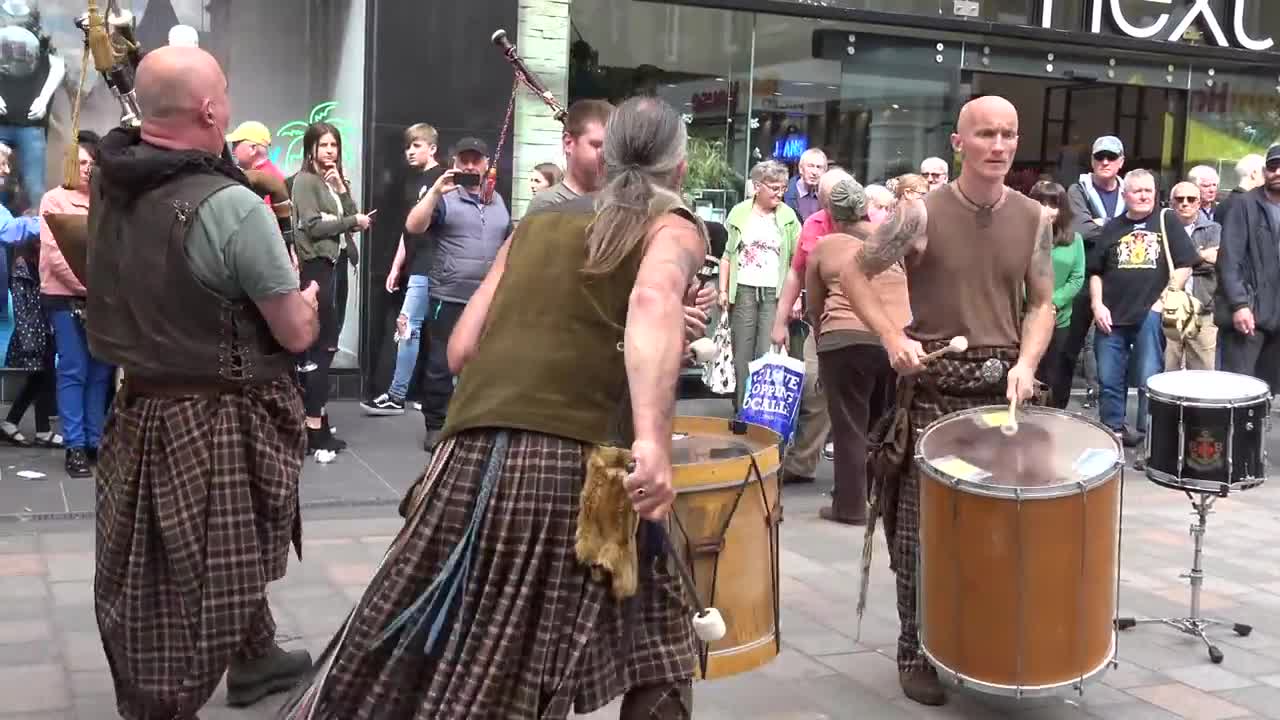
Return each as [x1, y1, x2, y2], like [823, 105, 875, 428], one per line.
[1116, 492, 1252, 664]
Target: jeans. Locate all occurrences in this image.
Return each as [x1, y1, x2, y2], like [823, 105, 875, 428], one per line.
[1094, 310, 1164, 433]
[50, 310, 114, 449]
[0, 125, 47, 209]
[421, 298, 465, 431]
[387, 274, 430, 401]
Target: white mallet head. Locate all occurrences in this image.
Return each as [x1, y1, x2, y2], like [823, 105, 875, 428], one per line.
[689, 337, 718, 363]
[692, 607, 726, 642]
[949, 336, 969, 353]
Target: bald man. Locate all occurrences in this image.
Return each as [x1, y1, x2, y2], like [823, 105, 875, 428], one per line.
[840, 95, 1055, 706]
[85, 46, 319, 718]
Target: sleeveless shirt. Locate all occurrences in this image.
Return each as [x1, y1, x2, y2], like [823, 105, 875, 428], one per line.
[906, 185, 1042, 348]
[441, 195, 645, 447]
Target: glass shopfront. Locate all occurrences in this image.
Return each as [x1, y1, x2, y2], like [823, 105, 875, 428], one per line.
[0, 0, 367, 368]
[568, 0, 1280, 200]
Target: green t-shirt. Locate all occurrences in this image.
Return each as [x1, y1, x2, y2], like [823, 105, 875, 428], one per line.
[184, 184, 298, 300]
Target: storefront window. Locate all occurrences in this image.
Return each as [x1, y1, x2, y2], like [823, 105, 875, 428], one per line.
[0, 0, 366, 368]
[569, 0, 753, 220]
[1184, 65, 1280, 189]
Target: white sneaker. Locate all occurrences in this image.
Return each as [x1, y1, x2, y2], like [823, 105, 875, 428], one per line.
[822, 442, 835, 461]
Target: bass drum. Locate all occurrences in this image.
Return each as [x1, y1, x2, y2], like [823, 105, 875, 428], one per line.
[669, 417, 782, 679]
[916, 406, 1124, 696]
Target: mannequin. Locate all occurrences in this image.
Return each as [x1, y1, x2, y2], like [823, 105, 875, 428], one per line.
[0, 0, 66, 210]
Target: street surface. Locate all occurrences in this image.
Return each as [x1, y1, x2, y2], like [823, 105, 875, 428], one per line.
[1, 397, 1279, 719]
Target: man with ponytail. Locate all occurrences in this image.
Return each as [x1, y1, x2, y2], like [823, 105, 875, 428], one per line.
[284, 96, 708, 719]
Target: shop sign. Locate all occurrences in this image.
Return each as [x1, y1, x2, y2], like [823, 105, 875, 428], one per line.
[1039, 0, 1274, 51]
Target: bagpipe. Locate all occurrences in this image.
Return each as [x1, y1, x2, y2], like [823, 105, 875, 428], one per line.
[47, 0, 292, 286]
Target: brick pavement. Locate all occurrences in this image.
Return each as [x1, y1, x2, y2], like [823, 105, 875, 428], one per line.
[1, 399, 1278, 719]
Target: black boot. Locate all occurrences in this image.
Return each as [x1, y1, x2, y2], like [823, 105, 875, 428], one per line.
[225, 644, 313, 708]
[900, 666, 947, 706]
[307, 427, 344, 453]
[320, 413, 347, 451]
[65, 448, 91, 478]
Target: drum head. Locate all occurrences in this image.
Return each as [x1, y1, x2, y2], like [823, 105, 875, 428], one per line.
[917, 406, 1122, 497]
[1147, 370, 1271, 404]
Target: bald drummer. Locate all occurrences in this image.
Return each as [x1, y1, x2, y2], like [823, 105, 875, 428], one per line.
[840, 95, 1056, 705]
[86, 46, 320, 718]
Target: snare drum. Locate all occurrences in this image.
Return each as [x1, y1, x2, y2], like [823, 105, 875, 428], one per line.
[669, 416, 783, 679]
[917, 406, 1123, 696]
[1145, 370, 1271, 495]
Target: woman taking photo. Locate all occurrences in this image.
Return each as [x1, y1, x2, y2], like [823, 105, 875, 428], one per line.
[719, 159, 801, 410]
[1029, 180, 1085, 409]
[40, 132, 114, 477]
[293, 122, 373, 453]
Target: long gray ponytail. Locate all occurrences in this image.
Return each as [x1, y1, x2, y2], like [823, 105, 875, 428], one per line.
[584, 96, 691, 275]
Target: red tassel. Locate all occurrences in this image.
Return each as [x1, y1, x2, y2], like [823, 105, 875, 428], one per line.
[482, 168, 498, 204]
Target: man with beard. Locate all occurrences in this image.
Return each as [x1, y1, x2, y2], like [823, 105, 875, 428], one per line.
[840, 95, 1055, 706]
[86, 46, 318, 718]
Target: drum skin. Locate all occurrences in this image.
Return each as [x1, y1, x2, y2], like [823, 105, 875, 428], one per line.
[669, 416, 782, 680]
[917, 407, 1122, 693]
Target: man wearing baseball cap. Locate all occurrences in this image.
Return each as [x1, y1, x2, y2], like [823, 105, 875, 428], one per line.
[404, 136, 511, 450]
[227, 120, 286, 204]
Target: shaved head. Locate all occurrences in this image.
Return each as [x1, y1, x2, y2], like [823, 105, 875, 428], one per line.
[951, 95, 1019, 189]
[137, 46, 231, 155]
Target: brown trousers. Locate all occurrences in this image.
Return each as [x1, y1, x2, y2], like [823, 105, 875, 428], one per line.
[782, 334, 831, 478]
[819, 342, 896, 521]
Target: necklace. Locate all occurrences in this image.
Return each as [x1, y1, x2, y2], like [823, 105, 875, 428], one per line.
[953, 181, 1002, 227]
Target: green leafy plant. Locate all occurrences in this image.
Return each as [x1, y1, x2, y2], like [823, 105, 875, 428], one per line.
[683, 136, 742, 205]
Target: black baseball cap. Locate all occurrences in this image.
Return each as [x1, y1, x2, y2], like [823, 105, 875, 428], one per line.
[1266, 144, 1280, 168]
[452, 137, 490, 157]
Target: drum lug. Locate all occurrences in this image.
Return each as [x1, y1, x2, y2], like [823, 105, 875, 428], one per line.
[768, 503, 783, 528]
[692, 538, 725, 556]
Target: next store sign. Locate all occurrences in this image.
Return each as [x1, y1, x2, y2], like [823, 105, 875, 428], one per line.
[1039, 0, 1274, 51]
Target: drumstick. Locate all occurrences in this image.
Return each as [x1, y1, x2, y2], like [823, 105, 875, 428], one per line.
[1001, 398, 1019, 436]
[920, 336, 968, 364]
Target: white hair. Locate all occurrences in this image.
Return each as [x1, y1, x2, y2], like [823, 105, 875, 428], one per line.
[865, 184, 893, 207]
[1124, 168, 1157, 190]
[920, 156, 948, 174]
[1235, 154, 1264, 180]
[798, 148, 828, 167]
[1188, 165, 1220, 184]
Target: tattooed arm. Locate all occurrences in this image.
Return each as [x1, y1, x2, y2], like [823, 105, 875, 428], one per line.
[839, 197, 928, 372]
[1008, 211, 1058, 402]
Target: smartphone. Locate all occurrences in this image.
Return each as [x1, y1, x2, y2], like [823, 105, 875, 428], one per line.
[452, 172, 482, 188]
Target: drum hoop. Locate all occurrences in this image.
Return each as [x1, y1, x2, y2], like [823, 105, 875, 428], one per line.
[1145, 468, 1265, 495]
[923, 633, 1116, 698]
[915, 406, 1123, 499]
[1146, 387, 1272, 408]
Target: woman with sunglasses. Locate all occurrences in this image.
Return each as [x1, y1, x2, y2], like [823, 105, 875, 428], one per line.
[1028, 180, 1085, 408]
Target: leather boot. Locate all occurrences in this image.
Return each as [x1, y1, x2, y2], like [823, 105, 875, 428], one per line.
[899, 666, 947, 706]
[225, 644, 313, 708]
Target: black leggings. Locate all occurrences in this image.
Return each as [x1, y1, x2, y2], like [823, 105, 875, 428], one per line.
[299, 257, 341, 418]
[5, 369, 55, 433]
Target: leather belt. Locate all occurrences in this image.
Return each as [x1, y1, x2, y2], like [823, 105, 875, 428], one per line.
[124, 376, 250, 399]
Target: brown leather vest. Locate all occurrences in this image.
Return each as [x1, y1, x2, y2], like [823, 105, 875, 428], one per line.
[86, 172, 294, 384]
[441, 195, 645, 447]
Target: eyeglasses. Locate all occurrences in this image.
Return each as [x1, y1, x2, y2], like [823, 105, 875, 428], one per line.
[922, 172, 946, 179]
[1172, 195, 1200, 204]
[758, 183, 786, 195]
[1093, 152, 1120, 162]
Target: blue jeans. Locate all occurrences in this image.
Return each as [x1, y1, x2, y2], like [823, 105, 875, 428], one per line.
[0, 125, 47, 209]
[51, 310, 114, 449]
[387, 274, 429, 401]
[1094, 310, 1165, 433]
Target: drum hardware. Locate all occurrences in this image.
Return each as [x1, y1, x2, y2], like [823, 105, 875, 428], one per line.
[1115, 492, 1252, 664]
[980, 358, 1006, 384]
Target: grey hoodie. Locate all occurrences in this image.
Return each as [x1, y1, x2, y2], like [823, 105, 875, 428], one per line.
[1066, 172, 1126, 248]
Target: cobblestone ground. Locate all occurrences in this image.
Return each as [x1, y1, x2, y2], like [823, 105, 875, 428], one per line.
[1, 398, 1278, 719]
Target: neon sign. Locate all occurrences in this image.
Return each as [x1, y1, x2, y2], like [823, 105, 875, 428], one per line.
[269, 101, 359, 175]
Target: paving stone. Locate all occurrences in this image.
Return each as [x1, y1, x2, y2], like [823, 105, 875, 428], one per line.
[0, 617, 51, 644]
[0, 552, 45, 576]
[60, 631, 108, 672]
[0, 532, 38, 553]
[0, 664, 71, 712]
[43, 553, 94, 583]
[69, 669, 115, 698]
[1084, 701, 1182, 719]
[1163, 664, 1259, 691]
[48, 581, 92, 608]
[1128, 682, 1253, 720]
[1215, 684, 1280, 720]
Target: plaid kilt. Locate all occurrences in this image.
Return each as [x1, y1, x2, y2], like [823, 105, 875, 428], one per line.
[94, 376, 305, 718]
[873, 342, 1034, 671]
[295, 429, 696, 719]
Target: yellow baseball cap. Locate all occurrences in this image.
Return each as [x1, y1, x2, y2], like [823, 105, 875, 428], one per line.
[226, 121, 271, 147]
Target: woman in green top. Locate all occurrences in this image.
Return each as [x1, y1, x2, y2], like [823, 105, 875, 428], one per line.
[718, 160, 801, 409]
[1030, 181, 1085, 409]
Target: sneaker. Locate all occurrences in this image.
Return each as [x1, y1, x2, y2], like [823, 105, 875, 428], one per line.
[296, 361, 318, 373]
[65, 448, 92, 478]
[822, 442, 835, 462]
[307, 427, 345, 453]
[360, 393, 405, 416]
[1120, 428, 1145, 448]
[1082, 388, 1098, 410]
[226, 644, 313, 707]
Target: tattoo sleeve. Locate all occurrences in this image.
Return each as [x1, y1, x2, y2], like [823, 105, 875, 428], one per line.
[1017, 215, 1057, 370]
[856, 200, 926, 276]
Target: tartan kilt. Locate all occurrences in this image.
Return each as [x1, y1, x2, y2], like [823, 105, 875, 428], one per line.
[94, 376, 305, 718]
[299, 429, 697, 719]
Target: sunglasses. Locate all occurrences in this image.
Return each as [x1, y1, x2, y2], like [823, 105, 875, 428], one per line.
[1173, 195, 1200, 204]
[1093, 152, 1120, 162]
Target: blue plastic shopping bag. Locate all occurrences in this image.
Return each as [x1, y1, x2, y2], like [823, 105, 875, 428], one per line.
[738, 349, 805, 445]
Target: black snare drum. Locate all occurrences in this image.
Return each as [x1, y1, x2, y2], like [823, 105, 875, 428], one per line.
[1145, 370, 1271, 495]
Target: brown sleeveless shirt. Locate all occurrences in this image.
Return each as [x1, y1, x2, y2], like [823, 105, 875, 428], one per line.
[906, 184, 1041, 348]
